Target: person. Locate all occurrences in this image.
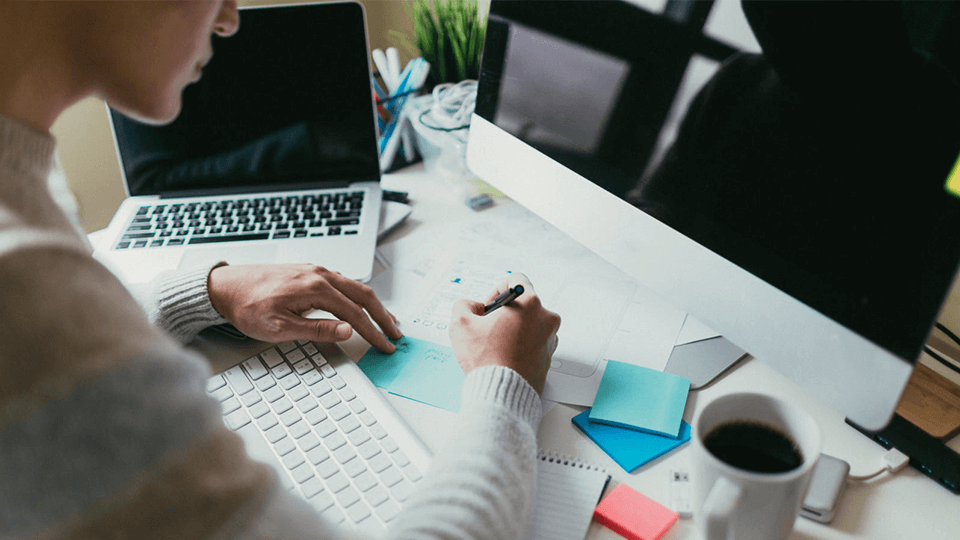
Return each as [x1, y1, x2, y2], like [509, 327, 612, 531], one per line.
[0, 2, 561, 539]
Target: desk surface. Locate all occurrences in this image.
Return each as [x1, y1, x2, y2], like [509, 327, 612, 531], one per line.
[191, 163, 960, 540]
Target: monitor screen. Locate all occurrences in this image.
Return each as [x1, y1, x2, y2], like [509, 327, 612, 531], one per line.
[469, 0, 960, 429]
[110, 2, 380, 197]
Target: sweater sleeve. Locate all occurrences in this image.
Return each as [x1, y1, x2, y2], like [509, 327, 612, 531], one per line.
[384, 365, 544, 540]
[128, 262, 230, 344]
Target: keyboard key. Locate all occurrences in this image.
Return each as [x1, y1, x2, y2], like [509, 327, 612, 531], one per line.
[328, 403, 351, 421]
[368, 454, 391, 473]
[311, 491, 336, 513]
[248, 401, 270, 419]
[325, 432, 347, 451]
[314, 419, 337, 438]
[376, 499, 401, 522]
[339, 415, 361, 434]
[369, 423, 388, 440]
[336, 486, 361, 508]
[223, 365, 253, 395]
[403, 464, 422, 482]
[242, 357, 268, 380]
[357, 440, 381, 460]
[365, 484, 390, 507]
[354, 471, 378, 492]
[289, 419, 310, 440]
[272, 397, 293, 415]
[291, 463, 314, 484]
[288, 383, 309, 402]
[209, 385, 233, 402]
[257, 413, 279, 432]
[240, 391, 261, 407]
[380, 466, 403, 487]
[305, 408, 327, 425]
[275, 436, 295, 457]
[282, 449, 305, 470]
[278, 407, 299, 425]
[391, 480, 414, 502]
[299, 434, 322, 453]
[326, 472, 350, 493]
[264, 425, 286, 444]
[302, 477, 325, 498]
[348, 428, 371, 447]
[271, 362, 293, 379]
[260, 348, 284, 368]
[319, 392, 341, 409]
[286, 348, 306, 364]
[263, 386, 284, 403]
[255, 375, 276, 392]
[312, 381, 333, 398]
[334, 445, 357, 465]
[392, 450, 410, 467]
[223, 409, 251, 430]
[293, 359, 312, 374]
[278, 341, 299, 354]
[347, 501, 371, 524]
[308, 437, 330, 465]
[301, 369, 323, 386]
[296, 395, 319, 414]
[206, 374, 226, 392]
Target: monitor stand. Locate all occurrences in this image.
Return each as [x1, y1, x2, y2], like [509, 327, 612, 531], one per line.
[663, 336, 749, 389]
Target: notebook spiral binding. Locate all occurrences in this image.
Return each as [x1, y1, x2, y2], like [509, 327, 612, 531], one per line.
[537, 449, 608, 473]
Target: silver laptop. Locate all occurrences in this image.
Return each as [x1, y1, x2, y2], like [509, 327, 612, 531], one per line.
[93, 1, 382, 285]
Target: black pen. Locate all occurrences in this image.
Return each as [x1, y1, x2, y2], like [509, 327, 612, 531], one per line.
[483, 285, 524, 315]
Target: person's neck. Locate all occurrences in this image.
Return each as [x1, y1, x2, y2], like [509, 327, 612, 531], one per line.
[0, 5, 86, 132]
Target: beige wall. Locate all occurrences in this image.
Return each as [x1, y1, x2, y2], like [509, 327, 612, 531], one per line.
[51, 0, 415, 233]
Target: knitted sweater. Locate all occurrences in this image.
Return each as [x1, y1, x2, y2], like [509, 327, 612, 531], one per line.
[0, 113, 543, 539]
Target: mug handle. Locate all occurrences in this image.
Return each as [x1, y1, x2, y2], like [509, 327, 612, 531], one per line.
[703, 476, 743, 540]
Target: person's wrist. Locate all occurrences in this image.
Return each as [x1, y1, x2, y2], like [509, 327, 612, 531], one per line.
[206, 262, 230, 316]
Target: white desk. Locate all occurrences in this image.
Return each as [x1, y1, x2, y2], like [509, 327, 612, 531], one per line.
[190, 163, 959, 540]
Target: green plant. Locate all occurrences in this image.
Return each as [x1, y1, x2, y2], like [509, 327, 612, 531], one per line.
[391, 0, 488, 85]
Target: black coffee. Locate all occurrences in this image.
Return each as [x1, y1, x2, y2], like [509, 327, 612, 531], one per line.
[703, 421, 803, 473]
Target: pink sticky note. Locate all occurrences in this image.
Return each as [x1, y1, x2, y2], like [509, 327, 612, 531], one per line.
[593, 483, 679, 540]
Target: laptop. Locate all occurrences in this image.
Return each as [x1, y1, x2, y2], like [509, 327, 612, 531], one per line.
[93, 1, 383, 285]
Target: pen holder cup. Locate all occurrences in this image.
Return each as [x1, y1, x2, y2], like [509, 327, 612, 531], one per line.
[408, 95, 475, 195]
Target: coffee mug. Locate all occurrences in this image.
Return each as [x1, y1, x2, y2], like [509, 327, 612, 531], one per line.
[691, 392, 821, 540]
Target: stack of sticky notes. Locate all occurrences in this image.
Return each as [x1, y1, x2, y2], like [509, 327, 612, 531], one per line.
[594, 483, 679, 540]
[573, 361, 691, 472]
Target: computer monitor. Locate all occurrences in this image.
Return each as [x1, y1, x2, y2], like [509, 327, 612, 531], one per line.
[468, 0, 960, 430]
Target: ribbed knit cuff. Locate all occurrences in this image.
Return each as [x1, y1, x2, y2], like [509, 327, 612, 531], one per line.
[461, 366, 543, 430]
[153, 262, 229, 343]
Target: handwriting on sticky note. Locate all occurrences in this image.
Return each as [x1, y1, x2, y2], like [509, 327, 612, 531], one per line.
[359, 336, 465, 412]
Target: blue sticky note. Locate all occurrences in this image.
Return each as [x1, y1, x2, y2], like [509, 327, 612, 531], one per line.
[573, 409, 691, 473]
[589, 361, 690, 438]
[359, 336, 465, 412]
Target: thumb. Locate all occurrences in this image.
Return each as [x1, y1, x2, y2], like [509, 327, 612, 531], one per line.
[452, 298, 485, 319]
[309, 319, 353, 343]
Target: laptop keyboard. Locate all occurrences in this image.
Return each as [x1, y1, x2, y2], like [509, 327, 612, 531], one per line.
[208, 340, 430, 533]
[114, 191, 365, 250]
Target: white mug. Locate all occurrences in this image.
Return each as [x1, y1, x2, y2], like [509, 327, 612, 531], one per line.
[691, 392, 821, 540]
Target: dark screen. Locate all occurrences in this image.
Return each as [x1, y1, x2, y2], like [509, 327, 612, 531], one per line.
[477, 0, 960, 361]
[111, 2, 379, 197]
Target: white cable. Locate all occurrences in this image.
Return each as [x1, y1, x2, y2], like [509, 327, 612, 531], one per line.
[420, 80, 478, 132]
[848, 448, 910, 481]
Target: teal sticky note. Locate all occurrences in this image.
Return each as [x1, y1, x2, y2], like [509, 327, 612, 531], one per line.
[573, 409, 690, 473]
[358, 336, 465, 412]
[588, 361, 690, 438]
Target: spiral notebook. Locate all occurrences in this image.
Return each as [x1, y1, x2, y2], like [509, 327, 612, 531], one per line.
[528, 450, 612, 540]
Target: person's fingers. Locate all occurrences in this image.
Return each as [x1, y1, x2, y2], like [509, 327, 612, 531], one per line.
[452, 298, 486, 319]
[324, 272, 403, 341]
[301, 318, 354, 343]
[301, 275, 396, 353]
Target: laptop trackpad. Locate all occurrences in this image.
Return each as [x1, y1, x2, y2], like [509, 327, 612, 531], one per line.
[177, 244, 279, 271]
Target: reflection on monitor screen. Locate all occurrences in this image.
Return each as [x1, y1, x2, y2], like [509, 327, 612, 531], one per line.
[469, 0, 960, 429]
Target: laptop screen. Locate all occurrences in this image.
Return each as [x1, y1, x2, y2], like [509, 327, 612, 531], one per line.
[110, 2, 380, 197]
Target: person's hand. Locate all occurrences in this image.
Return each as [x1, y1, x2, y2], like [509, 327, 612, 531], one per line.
[448, 274, 561, 394]
[207, 263, 402, 353]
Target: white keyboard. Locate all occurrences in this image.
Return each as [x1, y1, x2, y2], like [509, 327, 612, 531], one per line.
[207, 341, 433, 535]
